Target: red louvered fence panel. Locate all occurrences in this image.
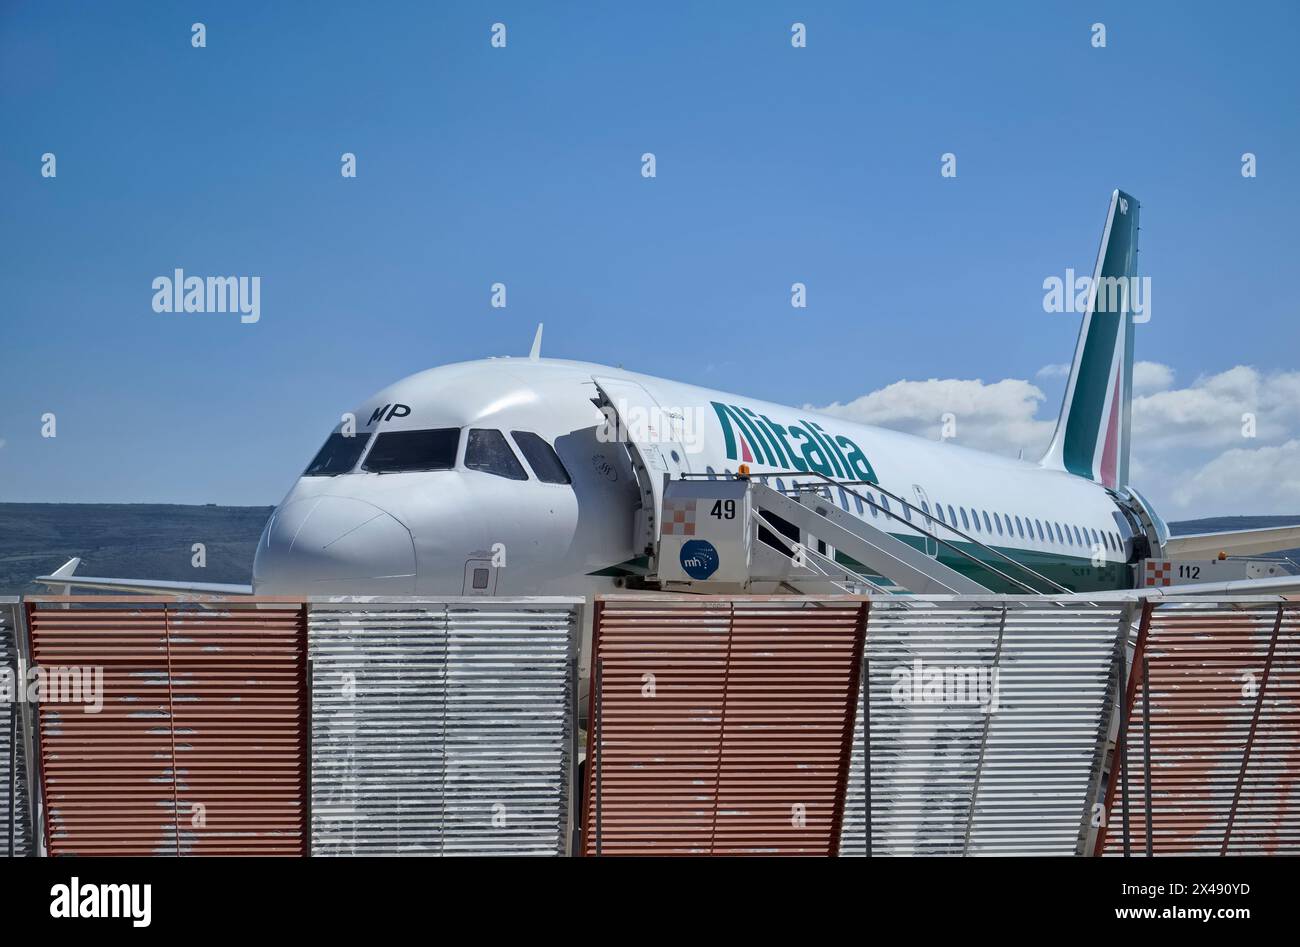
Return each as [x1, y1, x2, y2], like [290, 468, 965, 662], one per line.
[28, 598, 308, 856]
[582, 595, 866, 855]
[1098, 600, 1300, 855]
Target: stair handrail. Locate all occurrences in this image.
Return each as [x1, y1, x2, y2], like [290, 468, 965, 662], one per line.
[745, 507, 893, 596]
[684, 469, 1073, 595]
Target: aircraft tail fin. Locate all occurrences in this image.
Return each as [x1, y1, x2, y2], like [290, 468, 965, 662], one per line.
[1040, 189, 1142, 490]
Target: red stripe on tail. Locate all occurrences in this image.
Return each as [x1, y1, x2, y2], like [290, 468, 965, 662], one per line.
[1099, 372, 1122, 489]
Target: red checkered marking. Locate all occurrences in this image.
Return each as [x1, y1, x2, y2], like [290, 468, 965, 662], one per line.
[1144, 559, 1173, 587]
[662, 498, 697, 537]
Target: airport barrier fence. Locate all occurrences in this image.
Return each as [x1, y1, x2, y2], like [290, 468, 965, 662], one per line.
[26, 598, 309, 856]
[1097, 600, 1300, 856]
[582, 596, 866, 855]
[5, 593, 1300, 857]
[309, 597, 580, 856]
[2, 600, 34, 856]
[840, 600, 1130, 856]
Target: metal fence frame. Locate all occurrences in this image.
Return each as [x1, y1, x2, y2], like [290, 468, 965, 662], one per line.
[2, 598, 38, 856]
[8, 591, 1300, 858]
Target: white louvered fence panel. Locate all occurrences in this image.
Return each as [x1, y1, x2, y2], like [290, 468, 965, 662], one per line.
[841, 600, 1126, 856]
[309, 598, 578, 856]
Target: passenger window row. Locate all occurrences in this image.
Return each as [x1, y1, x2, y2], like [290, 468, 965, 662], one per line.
[904, 494, 1124, 555]
[703, 467, 1126, 556]
[902, 495, 1124, 554]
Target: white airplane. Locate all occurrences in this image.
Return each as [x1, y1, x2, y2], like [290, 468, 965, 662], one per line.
[40, 190, 1300, 600]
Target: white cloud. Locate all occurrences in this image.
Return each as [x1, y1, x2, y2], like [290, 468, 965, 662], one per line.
[1132, 369, 1300, 514]
[815, 378, 1054, 458]
[1132, 366, 1300, 451]
[1036, 363, 1070, 379]
[1132, 361, 1174, 394]
[1171, 440, 1300, 514]
[812, 364, 1300, 518]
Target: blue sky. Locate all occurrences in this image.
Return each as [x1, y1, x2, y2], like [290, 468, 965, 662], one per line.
[2, 1, 1297, 513]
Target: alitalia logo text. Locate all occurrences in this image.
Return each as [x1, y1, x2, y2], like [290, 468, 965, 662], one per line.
[711, 402, 877, 481]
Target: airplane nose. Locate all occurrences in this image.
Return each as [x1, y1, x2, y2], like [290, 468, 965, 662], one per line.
[253, 496, 417, 594]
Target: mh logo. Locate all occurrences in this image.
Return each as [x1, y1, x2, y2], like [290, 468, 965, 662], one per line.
[679, 540, 719, 580]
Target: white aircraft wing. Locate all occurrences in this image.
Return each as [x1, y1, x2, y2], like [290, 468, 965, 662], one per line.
[1164, 524, 1300, 559]
[1082, 573, 1300, 601]
[34, 558, 254, 596]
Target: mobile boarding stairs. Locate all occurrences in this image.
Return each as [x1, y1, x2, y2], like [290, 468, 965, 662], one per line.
[639, 472, 1294, 598]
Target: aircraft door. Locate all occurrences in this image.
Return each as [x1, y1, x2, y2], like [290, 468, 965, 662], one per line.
[591, 376, 694, 570]
[912, 484, 939, 557]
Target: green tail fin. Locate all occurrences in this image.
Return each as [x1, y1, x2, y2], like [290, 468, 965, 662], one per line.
[1040, 189, 1142, 490]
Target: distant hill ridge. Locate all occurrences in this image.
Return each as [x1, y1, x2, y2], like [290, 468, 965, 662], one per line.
[0, 503, 273, 595]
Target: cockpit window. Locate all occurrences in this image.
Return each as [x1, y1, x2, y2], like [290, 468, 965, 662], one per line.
[465, 429, 528, 480]
[510, 431, 571, 484]
[304, 432, 372, 476]
[362, 428, 460, 473]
